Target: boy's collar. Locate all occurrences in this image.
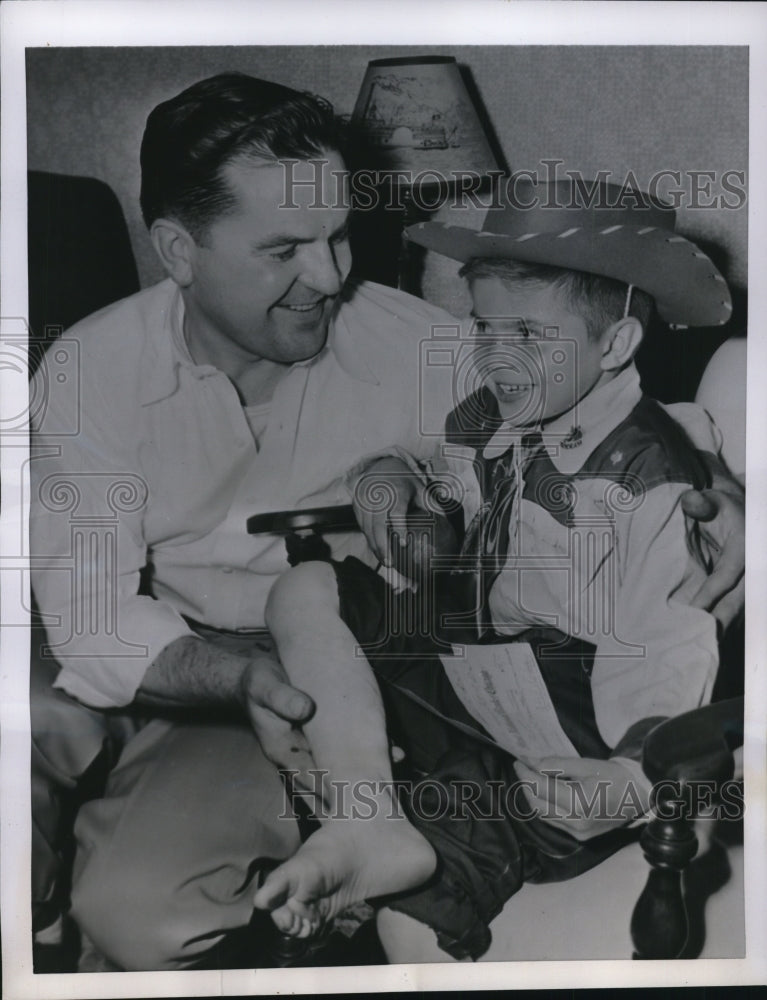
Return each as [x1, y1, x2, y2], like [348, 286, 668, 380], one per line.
[482, 364, 643, 473]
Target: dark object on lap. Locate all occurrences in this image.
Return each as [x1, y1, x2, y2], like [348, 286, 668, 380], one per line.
[247, 505, 358, 566]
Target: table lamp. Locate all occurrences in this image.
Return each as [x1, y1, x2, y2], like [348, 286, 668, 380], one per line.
[351, 55, 500, 291]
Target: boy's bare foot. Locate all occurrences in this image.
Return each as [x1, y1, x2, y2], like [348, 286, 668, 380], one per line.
[253, 812, 436, 938]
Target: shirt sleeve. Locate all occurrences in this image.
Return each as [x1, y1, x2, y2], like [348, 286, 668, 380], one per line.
[590, 481, 719, 751]
[662, 400, 723, 455]
[338, 282, 460, 483]
[30, 361, 194, 709]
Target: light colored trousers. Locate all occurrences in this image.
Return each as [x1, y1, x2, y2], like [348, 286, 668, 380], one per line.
[31, 629, 301, 970]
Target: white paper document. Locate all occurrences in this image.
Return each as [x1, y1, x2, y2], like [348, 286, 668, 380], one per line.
[441, 642, 578, 760]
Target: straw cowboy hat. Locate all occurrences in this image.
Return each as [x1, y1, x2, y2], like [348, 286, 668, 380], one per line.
[405, 178, 732, 328]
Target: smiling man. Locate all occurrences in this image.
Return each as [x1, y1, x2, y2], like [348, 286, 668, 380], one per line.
[29, 73, 455, 970]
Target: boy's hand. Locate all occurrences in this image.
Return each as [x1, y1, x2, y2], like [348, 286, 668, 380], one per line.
[682, 487, 745, 630]
[513, 756, 649, 841]
[353, 456, 423, 567]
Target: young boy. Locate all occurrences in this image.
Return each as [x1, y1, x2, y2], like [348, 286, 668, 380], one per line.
[253, 179, 731, 960]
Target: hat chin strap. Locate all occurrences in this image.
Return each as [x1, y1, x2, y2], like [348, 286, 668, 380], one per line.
[623, 284, 634, 320]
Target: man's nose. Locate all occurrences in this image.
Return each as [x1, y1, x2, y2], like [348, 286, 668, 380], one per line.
[301, 240, 350, 296]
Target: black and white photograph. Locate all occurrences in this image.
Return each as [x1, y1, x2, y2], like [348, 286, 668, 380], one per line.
[1, 1, 765, 996]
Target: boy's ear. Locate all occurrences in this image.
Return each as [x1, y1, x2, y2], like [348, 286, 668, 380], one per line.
[150, 218, 197, 287]
[600, 317, 644, 372]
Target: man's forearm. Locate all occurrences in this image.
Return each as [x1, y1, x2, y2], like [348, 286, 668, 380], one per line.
[135, 635, 316, 771]
[135, 634, 273, 712]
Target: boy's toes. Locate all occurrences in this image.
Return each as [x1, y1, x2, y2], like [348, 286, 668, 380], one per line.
[297, 916, 319, 939]
[271, 898, 320, 937]
[271, 905, 300, 936]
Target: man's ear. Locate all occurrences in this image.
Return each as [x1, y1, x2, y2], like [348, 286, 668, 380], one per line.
[600, 317, 644, 372]
[150, 218, 197, 287]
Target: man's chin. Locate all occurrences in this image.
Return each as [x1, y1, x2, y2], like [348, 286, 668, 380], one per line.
[283, 327, 330, 364]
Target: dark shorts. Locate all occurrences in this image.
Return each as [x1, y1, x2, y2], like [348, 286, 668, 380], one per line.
[333, 556, 640, 961]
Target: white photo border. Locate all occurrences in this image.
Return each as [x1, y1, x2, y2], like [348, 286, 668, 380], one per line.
[2, 1, 766, 996]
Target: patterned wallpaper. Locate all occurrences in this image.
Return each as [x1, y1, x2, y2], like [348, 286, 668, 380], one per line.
[26, 45, 748, 319]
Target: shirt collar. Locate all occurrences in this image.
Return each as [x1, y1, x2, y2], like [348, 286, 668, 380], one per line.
[140, 279, 378, 406]
[139, 280, 186, 405]
[482, 363, 643, 472]
[324, 282, 380, 385]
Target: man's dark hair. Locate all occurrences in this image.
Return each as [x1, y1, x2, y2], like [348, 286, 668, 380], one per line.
[140, 72, 344, 242]
[459, 258, 655, 340]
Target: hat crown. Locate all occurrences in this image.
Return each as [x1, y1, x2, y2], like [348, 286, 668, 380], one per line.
[404, 176, 731, 327]
[482, 179, 676, 238]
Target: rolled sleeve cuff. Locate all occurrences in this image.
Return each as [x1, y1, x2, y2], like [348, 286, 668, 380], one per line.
[663, 401, 723, 455]
[343, 447, 430, 500]
[51, 601, 194, 709]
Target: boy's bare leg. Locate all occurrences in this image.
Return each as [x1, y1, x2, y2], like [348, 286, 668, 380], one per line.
[254, 561, 436, 937]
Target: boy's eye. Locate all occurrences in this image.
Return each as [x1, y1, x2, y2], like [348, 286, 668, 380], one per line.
[509, 321, 533, 339]
[471, 318, 536, 339]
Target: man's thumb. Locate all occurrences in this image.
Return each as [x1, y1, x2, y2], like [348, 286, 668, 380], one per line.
[263, 681, 315, 722]
[680, 488, 717, 522]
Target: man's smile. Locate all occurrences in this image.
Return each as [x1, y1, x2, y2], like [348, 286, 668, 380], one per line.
[279, 299, 326, 312]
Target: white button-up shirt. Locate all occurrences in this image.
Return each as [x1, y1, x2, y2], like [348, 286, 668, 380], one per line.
[30, 278, 454, 708]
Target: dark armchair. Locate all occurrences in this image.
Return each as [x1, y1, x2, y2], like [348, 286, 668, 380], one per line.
[27, 170, 140, 373]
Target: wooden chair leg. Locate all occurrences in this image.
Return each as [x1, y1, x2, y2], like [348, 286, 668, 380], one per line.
[630, 798, 699, 959]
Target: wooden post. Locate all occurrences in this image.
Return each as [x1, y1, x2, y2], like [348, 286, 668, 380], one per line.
[631, 793, 699, 959]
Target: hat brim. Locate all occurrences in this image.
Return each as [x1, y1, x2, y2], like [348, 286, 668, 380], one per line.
[406, 221, 732, 328]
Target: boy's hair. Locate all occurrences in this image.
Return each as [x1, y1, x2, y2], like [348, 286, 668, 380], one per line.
[140, 72, 344, 243]
[459, 258, 655, 341]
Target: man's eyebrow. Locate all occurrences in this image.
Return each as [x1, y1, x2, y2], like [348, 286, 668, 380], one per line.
[251, 233, 309, 252]
[251, 218, 350, 253]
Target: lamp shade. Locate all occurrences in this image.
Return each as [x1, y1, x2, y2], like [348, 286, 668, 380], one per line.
[351, 56, 499, 184]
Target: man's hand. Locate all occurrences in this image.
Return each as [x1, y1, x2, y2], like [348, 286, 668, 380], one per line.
[682, 487, 745, 630]
[138, 635, 318, 777]
[352, 456, 423, 567]
[240, 657, 316, 775]
[513, 756, 649, 841]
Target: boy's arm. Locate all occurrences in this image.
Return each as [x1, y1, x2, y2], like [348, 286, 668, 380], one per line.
[348, 454, 460, 577]
[347, 453, 428, 566]
[512, 480, 720, 841]
[592, 480, 719, 745]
